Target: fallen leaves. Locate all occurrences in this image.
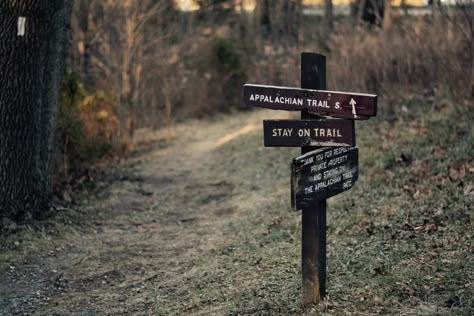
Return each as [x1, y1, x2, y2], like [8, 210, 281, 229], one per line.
[449, 165, 466, 181]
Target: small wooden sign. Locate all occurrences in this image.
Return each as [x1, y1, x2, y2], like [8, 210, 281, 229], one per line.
[291, 147, 358, 209]
[263, 119, 355, 147]
[243, 84, 377, 120]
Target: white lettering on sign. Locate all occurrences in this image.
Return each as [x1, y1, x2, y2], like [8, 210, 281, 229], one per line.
[272, 128, 293, 137]
[301, 156, 314, 167]
[343, 180, 353, 189]
[297, 128, 311, 137]
[249, 94, 303, 106]
[302, 163, 354, 195]
[328, 155, 348, 167]
[343, 171, 354, 180]
[323, 165, 347, 179]
[333, 147, 348, 155]
[310, 173, 322, 181]
[294, 147, 358, 202]
[313, 129, 342, 138]
[270, 127, 343, 139]
[306, 99, 330, 108]
[311, 175, 343, 192]
[342, 169, 356, 189]
[310, 162, 327, 173]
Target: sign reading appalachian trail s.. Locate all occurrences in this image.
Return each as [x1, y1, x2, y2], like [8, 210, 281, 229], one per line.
[263, 119, 355, 147]
[291, 147, 358, 209]
[243, 84, 377, 120]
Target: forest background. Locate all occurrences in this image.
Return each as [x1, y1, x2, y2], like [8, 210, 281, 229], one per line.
[58, 0, 474, 186]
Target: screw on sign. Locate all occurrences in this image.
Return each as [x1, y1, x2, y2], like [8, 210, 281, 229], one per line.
[241, 52, 377, 305]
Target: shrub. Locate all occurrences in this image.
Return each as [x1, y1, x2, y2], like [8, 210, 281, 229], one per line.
[179, 36, 247, 118]
[326, 16, 471, 98]
[55, 75, 117, 181]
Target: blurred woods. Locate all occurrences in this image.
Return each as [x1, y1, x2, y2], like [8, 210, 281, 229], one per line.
[57, 0, 474, 180]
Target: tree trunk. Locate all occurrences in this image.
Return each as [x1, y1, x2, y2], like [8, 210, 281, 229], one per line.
[383, 0, 393, 31]
[70, 0, 93, 88]
[161, 0, 177, 33]
[256, 0, 301, 47]
[356, 0, 367, 24]
[0, 0, 72, 222]
[471, 45, 474, 97]
[324, 0, 334, 45]
[325, 0, 334, 33]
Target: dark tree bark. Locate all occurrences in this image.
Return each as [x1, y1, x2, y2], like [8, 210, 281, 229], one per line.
[0, 0, 72, 222]
[70, 0, 94, 89]
[354, 0, 384, 26]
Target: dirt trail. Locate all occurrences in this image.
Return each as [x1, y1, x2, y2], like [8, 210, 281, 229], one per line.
[0, 109, 287, 316]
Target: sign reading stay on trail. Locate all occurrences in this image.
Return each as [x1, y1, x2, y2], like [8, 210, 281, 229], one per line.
[243, 84, 377, 120]
[291, 147, 358, 210]
[264, 119, 355, 147]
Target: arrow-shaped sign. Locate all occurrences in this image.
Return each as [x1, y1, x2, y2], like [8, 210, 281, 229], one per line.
[242, 84, 377, 120]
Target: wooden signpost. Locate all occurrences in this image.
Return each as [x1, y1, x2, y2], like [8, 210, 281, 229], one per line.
[242, 52, 377, 305]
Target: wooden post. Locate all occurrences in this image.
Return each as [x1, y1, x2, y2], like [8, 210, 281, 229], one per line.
[301, 52, 327, 304]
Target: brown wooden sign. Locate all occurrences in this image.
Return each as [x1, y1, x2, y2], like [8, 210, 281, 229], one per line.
[263, 119, 355, 147]
[243, 84, 377, 120]
[291, 147, 358, 210]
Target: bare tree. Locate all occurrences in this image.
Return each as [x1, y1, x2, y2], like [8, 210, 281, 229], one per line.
[70, 0, 168, 148]
[325, 0, 334, 34]
[438, 0, 474, 96]
[256, 0, 302, 48]
[322, 0, 334, 45]
[383, 0, 393, 30]
[354, 0, 384, 26]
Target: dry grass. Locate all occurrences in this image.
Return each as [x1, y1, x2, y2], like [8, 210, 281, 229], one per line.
[243, 15, 472, 99]
[327, 16, 471, 97]
[1, 95, 473, 315]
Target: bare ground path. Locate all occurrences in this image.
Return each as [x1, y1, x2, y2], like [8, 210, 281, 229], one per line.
[0, 109, 289, 316]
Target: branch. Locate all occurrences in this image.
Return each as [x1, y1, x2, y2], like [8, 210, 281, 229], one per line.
[438, 4, 472, 46]
[87, 0, 123, 46]
[456, 1, 474, 41]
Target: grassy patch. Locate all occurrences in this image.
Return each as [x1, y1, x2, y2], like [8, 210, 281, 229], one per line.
[155, 97, 473, 315]
[2, 99, 472, 315]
